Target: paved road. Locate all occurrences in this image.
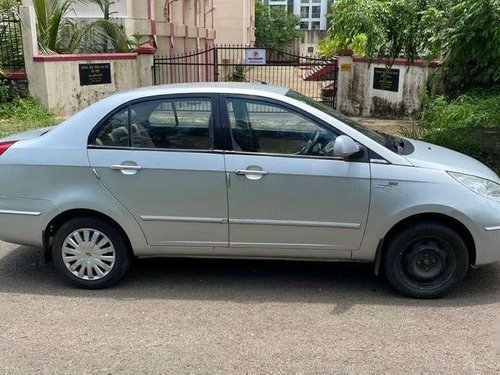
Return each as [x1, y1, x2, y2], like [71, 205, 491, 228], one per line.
[0, 241, 499, 374]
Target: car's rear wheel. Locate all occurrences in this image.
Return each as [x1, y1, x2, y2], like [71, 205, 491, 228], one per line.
[52, 217, 132, 288]
[384, 222, 469, 298]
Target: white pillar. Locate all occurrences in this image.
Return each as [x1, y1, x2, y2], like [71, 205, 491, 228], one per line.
[335, 49, 353, 114]
[137, 44, 156, 87]
[19, 5, 49, 107]
[19, 5, 37, 58]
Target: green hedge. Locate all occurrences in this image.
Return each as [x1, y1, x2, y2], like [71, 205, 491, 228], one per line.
[417, 92, 500, 175]
[0, 96, 55, 138]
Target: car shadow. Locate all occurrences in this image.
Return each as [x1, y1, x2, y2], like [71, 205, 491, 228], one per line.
[1, 245, 499, 313]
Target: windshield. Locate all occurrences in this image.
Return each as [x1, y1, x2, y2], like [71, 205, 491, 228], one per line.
[286, 90, 409, 154]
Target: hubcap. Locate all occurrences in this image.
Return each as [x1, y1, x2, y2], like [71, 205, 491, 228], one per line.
[62, 228, 116, 281]
[400, 238, 456, 289]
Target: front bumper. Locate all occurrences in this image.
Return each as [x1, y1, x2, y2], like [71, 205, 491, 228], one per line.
[452, 192, 500, 265]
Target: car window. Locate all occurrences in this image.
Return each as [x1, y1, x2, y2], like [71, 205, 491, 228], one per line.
[93, 108, 129, 147]
[226, 98, 337, 156]
[285, 90, 413, 154]
[91, 98, 213, 150]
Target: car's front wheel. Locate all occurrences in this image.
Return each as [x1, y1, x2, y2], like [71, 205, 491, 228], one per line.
[52, 217, 132, 288]
[384, 222, 469, 298]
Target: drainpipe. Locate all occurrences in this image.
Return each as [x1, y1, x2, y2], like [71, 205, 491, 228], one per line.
[182, 0, 187, 53]
[147, 0, 157, 45]
[195, 0, 199, 49]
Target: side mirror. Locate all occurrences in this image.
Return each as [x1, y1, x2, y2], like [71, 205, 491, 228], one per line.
[333, 135, 362, 158]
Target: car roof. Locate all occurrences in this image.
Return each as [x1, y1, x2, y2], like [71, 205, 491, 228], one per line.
[115, 82, 289, 100]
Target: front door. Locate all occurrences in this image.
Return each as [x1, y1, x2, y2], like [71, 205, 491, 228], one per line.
[87, 95, 228, 248]
[221, 96, 371, 258]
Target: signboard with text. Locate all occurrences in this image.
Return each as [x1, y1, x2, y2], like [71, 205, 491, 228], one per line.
[340, 63, 352, 72]
[79, 63, 112, 86]
[245, 49, 266, 65]
[373, 67, 400, 92]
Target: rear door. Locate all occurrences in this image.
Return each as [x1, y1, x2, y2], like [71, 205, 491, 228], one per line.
[220, 95, 371, 258]
[87, 94, 229, 249]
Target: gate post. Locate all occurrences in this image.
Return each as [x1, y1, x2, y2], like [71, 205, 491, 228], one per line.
[152, 60, 156, 85]
[137, 43, 156, 87]
[19, 5, 49, 107]
[213, 47, 219, 82]
[336, 49, 354, 114]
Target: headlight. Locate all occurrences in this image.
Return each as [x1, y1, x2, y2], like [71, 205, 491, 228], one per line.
[448, 172, 500, 201]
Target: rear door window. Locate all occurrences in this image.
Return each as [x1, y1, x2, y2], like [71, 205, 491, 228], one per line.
[91, 97, 214, 150]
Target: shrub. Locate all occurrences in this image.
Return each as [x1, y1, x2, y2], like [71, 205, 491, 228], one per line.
[0, 96, 55, 137]
[0, 67, 14, 103]
[420, 93, 500, 130]
[415, 92, 500, 174]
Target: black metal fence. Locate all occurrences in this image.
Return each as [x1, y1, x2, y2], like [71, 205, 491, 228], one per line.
[0, 11, 24, 71]
[153, 45, 338, 108]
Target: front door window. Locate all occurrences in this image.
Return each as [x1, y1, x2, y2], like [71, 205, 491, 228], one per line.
[226, 97, 337, 156]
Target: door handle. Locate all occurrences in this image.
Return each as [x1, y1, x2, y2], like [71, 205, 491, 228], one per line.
[235, 169, 268, 180]
[110, 163, 142, 175]
[111, 164, 143, 171]
[235, 169, 268, 176]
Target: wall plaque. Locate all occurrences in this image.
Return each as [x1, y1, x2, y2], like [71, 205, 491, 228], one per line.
[373, 67, 400, 92]
[79, 63, 112, 86]
[340, 63, 352, 72]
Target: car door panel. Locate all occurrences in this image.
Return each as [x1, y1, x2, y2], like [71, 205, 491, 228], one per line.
[221, 95, 371, 258]
[88, 150, 228, 247]
[224, 153, 370, 254]
[87, 95, 229, 249]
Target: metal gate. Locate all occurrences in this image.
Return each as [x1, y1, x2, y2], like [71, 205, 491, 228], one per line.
[153, 45, 338, 108]
[0, 11, 24, 71]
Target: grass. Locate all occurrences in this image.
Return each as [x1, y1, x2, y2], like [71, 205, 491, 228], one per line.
[0, 96, 56, 138]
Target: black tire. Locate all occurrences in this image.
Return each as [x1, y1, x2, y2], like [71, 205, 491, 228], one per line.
[383, 222, 469, 298]
[52, 217, 132, 288]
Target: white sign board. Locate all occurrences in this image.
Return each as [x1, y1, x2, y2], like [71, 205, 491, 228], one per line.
[245, 49, 266, 65]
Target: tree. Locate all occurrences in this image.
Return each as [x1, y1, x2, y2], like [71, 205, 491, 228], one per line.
[32, 0, 131, 53]
[254, 0, 303, 49]
[32, 0, 78, 53]
[443, 0, 500, 92]
[319, 0, 447, 63]
[82, 0, 116, 20]
[320, 0, 500, 93]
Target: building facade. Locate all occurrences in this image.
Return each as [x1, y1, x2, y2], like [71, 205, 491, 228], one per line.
[213, 0, 256, 46]
[264, 0, 333, 55]
[23, 0, 255, 55]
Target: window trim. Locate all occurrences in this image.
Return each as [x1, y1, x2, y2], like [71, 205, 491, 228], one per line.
[87, 93, 221, 153]
[219, 94, 370, 162]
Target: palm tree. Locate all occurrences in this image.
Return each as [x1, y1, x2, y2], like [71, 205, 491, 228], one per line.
[32, 0, 131, 54]
[32, 0, 75, 53]
[82, 0, 115, 20]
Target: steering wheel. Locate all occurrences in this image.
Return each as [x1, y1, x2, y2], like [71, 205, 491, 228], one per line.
[296, 130, 321, 155]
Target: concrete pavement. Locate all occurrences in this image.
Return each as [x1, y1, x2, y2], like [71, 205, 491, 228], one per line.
[0, 241, 499, 374]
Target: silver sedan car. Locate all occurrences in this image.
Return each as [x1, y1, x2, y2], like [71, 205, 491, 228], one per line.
[0, 83, 499, 298]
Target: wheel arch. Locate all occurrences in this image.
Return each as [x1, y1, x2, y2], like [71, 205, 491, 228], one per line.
[43, 208, 134, 262]
[374, 212, 476, 275]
